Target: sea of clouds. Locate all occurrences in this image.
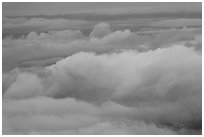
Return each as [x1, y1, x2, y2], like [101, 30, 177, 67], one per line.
[2, 22, 202, 134]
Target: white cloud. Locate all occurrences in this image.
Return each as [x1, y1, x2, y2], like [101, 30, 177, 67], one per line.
[2, 20, 202, 134]
[89, 23, 112, 38]
[3, 45, 201, 134]
[90, 29, 133, 44]
[3, 23, 201, 72]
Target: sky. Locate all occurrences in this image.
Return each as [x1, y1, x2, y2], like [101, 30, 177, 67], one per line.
[2, 2, 202, 135]
[2, 2, 201, 16]
[2, 2, 202, 37]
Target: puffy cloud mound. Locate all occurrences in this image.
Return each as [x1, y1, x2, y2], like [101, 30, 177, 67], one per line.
[3, 22, 201, 72]
[89, 23, 112, 38]
[3, 45, 202, 134]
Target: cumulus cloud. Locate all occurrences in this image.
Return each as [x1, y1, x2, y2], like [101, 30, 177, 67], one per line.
[3, 44, 201, 134]
[3, 23, 201, 72]
[89, 23, 112, 38]
[2, 3, 202, 134]
[3, 72, 43, 99]
[2, 15, 202, 134]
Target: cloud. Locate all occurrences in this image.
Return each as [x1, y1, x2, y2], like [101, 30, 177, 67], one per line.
[89, 23, 112, 38]
[3, 96, 178, 135]
[2, 97, 100, 134]
[3, 72, 43, 99]
[2, 29, 86, 71]
[2, 19, 202, 134]
[3, 44, 201, 134]
[20, 57, 63, 68]
[3, 17, 90, 36]
[90, 29, 133, 44]
[150, 18, 202, 28]
[3, 23, 201, 72]
[2, 3, 202, 135]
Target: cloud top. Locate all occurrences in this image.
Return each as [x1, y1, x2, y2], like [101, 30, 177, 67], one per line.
[3, 44, 201, 134]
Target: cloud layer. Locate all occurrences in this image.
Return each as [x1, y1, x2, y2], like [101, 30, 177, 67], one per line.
[3, 23, 201, 72]
[2, 3, 202, 132]
[3, 44, 202, 134]
[3, 17, 89, 33]
[150, 18, 202, 27]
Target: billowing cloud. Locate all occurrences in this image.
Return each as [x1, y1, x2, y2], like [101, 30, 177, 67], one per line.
[3, 44, 201, 134]
[3, 23, 201, 72]
[89, 23, 112, 38]
[2, 3, 202, 134]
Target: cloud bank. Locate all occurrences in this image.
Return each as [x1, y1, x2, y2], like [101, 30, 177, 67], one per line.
[2, 1, 202, 135]
[2, 2, 202, 132]
[150, 18, 202, 28]
[2, 17, 90, 36]
[3, 23, 201, 72]
[3, 44, 202, 134]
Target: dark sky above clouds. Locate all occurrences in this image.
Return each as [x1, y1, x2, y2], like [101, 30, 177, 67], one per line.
[2, 2, 202, 135]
